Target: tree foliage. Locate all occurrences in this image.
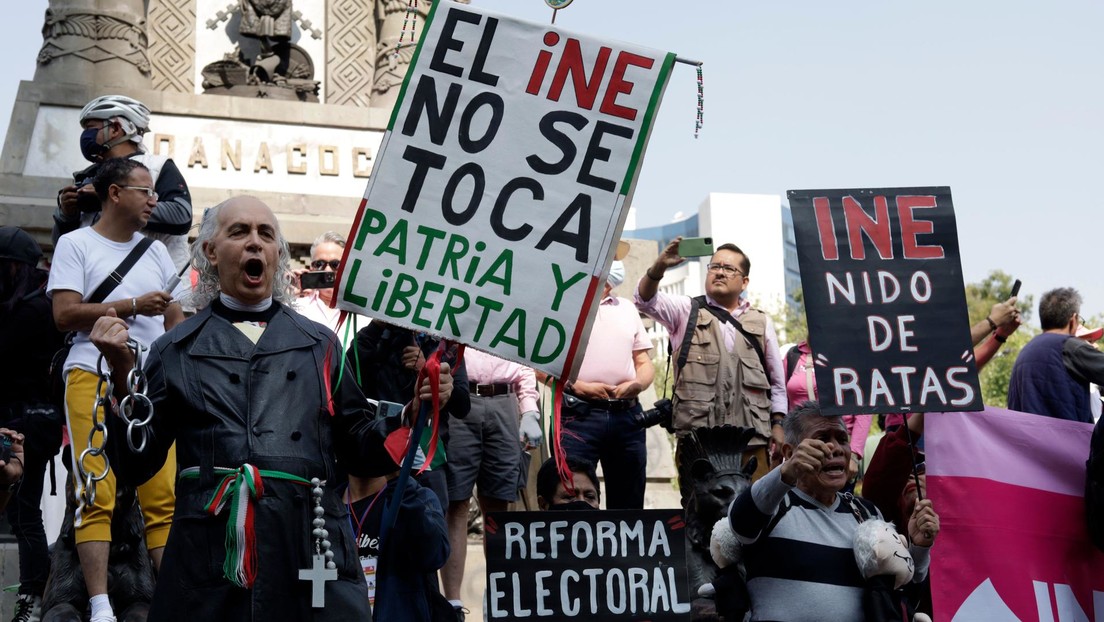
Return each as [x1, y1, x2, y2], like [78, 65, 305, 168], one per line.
[964, 270, 1037, 407]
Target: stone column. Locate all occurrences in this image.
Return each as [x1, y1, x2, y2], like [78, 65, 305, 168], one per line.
[34, 0, 152, 89]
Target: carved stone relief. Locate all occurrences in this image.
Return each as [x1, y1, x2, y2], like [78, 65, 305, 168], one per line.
[37, 7, 150, 76]
[325, 0, 374, 107]
[148, 0, 197, 93]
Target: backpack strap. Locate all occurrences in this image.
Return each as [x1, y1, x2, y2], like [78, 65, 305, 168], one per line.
[785, 346, 803, 383]
[87, 237, 154, 304]
[759, 491, 795, 540]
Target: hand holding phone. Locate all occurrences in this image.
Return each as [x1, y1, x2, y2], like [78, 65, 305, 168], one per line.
[678, 237, 714, 258]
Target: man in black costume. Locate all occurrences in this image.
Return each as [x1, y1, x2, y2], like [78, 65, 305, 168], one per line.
[90, 195, 453, 620]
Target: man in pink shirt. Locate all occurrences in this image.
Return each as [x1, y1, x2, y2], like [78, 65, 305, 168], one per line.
[635, 238, 787, 480]
[558, 261, 655, 510]
[440, 348, 541, 619]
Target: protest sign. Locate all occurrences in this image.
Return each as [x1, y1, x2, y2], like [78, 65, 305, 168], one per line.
[787, 187, 982, 415]
[336, 0, 675, 379]
[927, 408, 1104, 620]
[484, 510, 691, 621]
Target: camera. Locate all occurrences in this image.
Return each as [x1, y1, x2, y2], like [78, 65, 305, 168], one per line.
[299, 271, 336, 290]
[635, 398, 673, 430]
[73, 170, 102, 214]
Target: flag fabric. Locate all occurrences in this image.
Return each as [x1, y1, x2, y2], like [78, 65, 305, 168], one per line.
[927, 407, 1104, 621]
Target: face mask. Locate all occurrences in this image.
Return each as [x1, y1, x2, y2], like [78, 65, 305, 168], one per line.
[547, 500, 596, 512]
[80, 127, 108, 162]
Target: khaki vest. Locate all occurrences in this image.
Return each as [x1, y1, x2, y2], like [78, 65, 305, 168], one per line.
[671, 305, 772, 445]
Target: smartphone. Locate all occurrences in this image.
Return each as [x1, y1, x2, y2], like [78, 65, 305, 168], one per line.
[300, 271, 336, 290]
[678, 236, 714, 257]
[1010, 279, 1021, 298]
[0, 435, 11, 464]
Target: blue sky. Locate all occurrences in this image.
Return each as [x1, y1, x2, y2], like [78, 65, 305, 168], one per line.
[3, 0, 1102, 318]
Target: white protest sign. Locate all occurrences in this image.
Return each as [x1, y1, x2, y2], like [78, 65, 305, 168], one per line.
[336, 0, 674, 378]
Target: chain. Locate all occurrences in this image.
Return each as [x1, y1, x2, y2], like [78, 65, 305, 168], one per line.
[76, 338, 151, 509]
[118, 339, 154, 453]
[395, 0, 420, 56]
[694, 64, 704, 139]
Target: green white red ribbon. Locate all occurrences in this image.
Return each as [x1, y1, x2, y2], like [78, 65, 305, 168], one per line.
[181, 464, 311, 589]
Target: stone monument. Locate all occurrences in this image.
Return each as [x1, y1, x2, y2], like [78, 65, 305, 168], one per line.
[0, 0, 459, 252]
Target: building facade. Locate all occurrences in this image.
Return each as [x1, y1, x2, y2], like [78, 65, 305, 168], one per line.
[625, 192, 801, 353]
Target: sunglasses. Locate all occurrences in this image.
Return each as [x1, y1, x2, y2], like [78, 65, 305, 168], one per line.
[310, 259, 341, 271]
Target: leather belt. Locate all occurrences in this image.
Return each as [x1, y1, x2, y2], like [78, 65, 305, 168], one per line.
[469, 382, 512, 397]
[564, 391, 639, 411]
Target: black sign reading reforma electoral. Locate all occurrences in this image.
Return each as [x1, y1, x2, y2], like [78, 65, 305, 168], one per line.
[484, 510, 691, 621]
[788, 187, 982, 416]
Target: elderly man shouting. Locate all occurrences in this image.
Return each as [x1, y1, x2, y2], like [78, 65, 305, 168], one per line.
[90, 196, 454, 621]
[728, 401, 939, 621]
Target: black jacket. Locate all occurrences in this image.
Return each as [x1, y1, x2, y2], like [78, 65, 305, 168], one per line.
[108, 300, 379, 621]
[346, 322, 471, 439]
[0, 273, 63, 409]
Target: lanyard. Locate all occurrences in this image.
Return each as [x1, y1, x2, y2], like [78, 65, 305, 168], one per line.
[347, 484, 386, 540]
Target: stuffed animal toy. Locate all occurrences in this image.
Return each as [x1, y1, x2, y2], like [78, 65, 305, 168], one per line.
[696, 517, 748, 620]
[703, 516, 933, 622]
[853, 519, 932, 622]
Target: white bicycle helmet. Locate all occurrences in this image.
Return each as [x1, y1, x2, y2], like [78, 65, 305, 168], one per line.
[79, 95, 151, 146]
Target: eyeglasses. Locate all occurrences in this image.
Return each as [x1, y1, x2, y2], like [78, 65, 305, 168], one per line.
[310, 259, 341, 271]
[706, 263, 744, 277]
[121, 186, 158, 199]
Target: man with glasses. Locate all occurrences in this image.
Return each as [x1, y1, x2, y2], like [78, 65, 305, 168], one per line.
[635, 238, 787, 481]
[292, 231, 368, 345]
[54, 95, 193, 271]
[1009, 287, 1104, 423]
[48, 158, 186, 622]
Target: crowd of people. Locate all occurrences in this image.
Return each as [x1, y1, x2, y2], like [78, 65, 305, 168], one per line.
[1, 92, 1102, 622]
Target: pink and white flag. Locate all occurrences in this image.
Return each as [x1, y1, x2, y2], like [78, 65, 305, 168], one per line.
[928, 407, 1104, 621]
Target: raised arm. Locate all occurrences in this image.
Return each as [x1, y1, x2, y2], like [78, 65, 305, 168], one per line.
[637, 237, 684, 303]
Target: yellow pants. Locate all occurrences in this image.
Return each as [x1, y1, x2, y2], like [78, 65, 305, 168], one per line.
[64, 368, 176, 548]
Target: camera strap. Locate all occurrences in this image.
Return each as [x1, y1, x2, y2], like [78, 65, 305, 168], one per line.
[692, 296, 769, 374]
[86, 237, 154, 304]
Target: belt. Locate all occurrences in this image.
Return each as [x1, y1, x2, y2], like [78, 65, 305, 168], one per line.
[564, 391, 639, 411]
[469, 382, 512, 397]
[180, 465, 311, 589]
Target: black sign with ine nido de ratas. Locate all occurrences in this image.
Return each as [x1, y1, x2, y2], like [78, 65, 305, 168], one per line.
[788, 186, 982, 416]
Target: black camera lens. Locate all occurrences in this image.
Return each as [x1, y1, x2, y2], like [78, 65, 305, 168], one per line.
[635, 398, 673, 429]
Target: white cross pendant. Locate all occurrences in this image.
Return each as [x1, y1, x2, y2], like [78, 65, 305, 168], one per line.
[299, 553, 337, 608]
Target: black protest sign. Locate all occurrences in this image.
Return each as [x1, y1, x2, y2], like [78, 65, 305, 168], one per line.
[485, 510, 691, 621]
[788, 187, 982, 415]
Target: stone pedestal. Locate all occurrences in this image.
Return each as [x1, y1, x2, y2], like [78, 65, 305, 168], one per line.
[0, 80, 389, 251]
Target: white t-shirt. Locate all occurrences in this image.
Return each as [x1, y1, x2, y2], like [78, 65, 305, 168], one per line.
[47, 228, 188, 375]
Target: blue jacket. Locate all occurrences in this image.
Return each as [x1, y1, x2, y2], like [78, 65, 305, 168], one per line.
[373, 479, 450, 622]
[1008, 332, 1091, 422]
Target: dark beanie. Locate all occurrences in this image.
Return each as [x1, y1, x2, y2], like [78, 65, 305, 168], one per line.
[0, 227, 43, 266]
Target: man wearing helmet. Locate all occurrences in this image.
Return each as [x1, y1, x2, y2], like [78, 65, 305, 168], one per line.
[54, 95, 193, 271]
